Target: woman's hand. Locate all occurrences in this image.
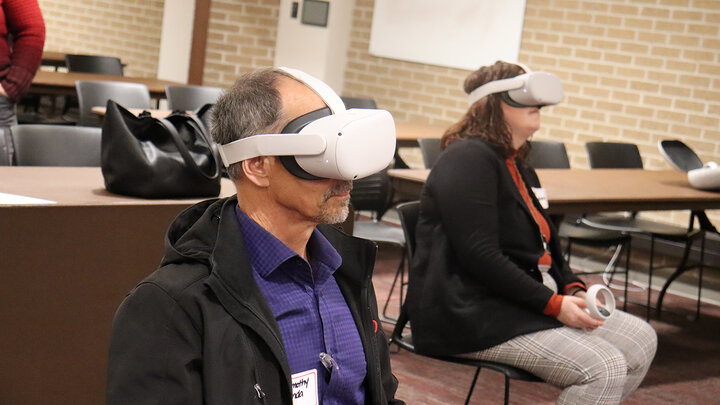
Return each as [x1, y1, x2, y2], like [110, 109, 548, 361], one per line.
[556, 295, 604, 330]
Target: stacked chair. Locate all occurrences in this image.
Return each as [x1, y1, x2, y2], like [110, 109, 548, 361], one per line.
[10, 124, 101, 166]
[349, 166, 405, 323]
[75, 81, 151, 127]
[165, 85, 224, 111]
[582, 141, 706, 319]
[656, 139, 718, 318]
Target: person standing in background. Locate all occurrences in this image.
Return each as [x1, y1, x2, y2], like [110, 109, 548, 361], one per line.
[0, 0, 45, 127]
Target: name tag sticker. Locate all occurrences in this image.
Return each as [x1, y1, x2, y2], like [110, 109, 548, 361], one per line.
[291, 369, 318, 405]
[531, 187, 549, 209]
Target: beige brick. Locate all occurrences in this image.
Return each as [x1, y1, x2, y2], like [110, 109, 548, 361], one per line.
[596, 101, 624, 112]
[611, 90, 640, 103]
[666, 60, 698, 72]
[617, 67, 646, 79]
[650, 46, 681, 58]
[610, 4, 640, 16]
[591, 123, 621, 136]
[669, 34, 701, 47]
[678, 74, 711, 87]
[640, 119, 670, 132]
[637, 32, 668, 44]
[693, 89, 720, 102]
[689, 114, 719, 127]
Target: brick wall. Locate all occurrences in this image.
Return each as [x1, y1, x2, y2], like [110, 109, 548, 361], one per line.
[201, 0, 280, 87]
[38, 0, 164, 78]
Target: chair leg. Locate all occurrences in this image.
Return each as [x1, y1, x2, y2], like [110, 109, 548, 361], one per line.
[656, 232, 704, 319]
[696, 233, 705, 320]
[504, 375, 511, 405]
[647, 236, 655, 321]
[381, 252, 405, 323]
[464, 368, 481, 405]
[623, 239, 630, 311]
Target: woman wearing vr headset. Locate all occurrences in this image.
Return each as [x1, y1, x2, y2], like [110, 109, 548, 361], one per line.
[406, 61, 657, 404]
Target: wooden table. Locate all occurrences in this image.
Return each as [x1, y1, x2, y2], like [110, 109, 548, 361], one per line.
[0, 167, 235, 405]
[41, 50, 67, 69]
[389, 168, 720, 214]
[30, 70, 182, 99]
[395, 122, 446, 145]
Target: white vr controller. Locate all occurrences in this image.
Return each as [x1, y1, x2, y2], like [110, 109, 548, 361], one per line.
[585, 284, 616, 320]
[688, 161, 720, 190]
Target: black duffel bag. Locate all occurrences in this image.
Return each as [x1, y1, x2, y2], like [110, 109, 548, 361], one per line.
[101, 100, 221, 198]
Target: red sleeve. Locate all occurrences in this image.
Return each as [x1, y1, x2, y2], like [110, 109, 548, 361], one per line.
[564, 282, 586, 296]
[542, 293, 564, 317]
[2, 0, 45, 102]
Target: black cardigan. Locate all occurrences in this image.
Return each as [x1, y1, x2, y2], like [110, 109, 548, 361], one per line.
[406, 138, 584, 356]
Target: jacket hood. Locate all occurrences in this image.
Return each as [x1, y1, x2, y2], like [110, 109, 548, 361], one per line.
[161, 196, 234, 268]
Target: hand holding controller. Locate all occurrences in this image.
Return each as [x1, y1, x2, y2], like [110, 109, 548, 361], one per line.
[585, 285, 616, 320]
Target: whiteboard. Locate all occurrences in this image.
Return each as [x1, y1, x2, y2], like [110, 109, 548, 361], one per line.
[369, 0, 527, 71]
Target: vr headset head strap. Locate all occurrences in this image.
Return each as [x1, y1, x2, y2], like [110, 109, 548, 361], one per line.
[278, 67, 346, 113]
[467, 75, 526, 107]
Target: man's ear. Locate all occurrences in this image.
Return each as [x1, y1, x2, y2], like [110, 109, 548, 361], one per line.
[241, 157, 273, 187]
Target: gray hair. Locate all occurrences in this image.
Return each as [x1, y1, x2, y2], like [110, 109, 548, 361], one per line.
[210, 68, 290, 180]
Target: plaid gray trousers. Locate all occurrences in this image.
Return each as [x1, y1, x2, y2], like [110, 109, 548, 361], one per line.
[459, 310, 657, 404]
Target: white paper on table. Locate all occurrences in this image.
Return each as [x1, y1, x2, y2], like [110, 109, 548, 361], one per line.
[0, 192, 56, 205]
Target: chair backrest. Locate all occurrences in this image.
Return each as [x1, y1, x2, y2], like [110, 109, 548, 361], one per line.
[65, 54, 124, 76]
[165, 85, 224, 111]
[396, 201, 420, 259]
[527, 140, 571, 169]
[585, 141, 643, 169]
[417, 138, 442, 169]
[11, 124, 101, 166]
[659, 139, 704, 172]
[341, 96, 377, 109]
[350, 167, 392, 220]
[75, 80, 151, 127]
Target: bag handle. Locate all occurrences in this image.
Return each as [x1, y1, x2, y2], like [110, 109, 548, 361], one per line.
[157, 116, 220, 181]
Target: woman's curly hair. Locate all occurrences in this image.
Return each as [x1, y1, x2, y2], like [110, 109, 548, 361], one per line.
[441, 61, 527, 158]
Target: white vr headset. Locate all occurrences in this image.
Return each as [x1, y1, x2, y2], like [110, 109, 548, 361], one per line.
[467, 71, 563, 108]
[217, 67, 396, 181]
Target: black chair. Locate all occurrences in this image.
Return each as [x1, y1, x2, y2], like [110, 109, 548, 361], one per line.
[165, 85, 224, 111]
[659, 139, 704, 172]
[340, 96, 377, 109]
[391, 201, 543, 405]
[583, 141, 706, 319]
[417, 138, 442, 169]
[65, 54, 124, 75]
[657, 139, 718, 317]
[11, 124, 101, 166]
[75, 80, 151, 127]
[350, 167, 405, 322]
[526, 140, 571, 169]
[62, 55, 125, 122]
[527, 141, 632, 309]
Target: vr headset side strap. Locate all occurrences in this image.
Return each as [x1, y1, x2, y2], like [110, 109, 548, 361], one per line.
[467, 75, 526, 107]
[217, 133, 326, 167]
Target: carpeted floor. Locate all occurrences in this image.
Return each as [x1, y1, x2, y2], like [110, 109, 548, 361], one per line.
[372, 244, 720, 404]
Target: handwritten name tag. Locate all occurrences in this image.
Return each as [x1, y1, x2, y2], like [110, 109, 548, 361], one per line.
[291, 369, 318, 405]
[531, 187, 549, 209]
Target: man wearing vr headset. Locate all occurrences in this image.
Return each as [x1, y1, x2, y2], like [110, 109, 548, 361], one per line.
[107, 67, 403, 405]
[406, 61, 656, 404]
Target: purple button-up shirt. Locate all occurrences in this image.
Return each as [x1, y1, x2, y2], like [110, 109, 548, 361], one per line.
[235, 207, 367, 404]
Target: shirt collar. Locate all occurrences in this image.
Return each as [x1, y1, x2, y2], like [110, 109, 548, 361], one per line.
[234, 206, 342, 278]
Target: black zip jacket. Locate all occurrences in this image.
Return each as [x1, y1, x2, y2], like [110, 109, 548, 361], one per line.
[107, 196, 403, 405]
[406, 138, 583, 356]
